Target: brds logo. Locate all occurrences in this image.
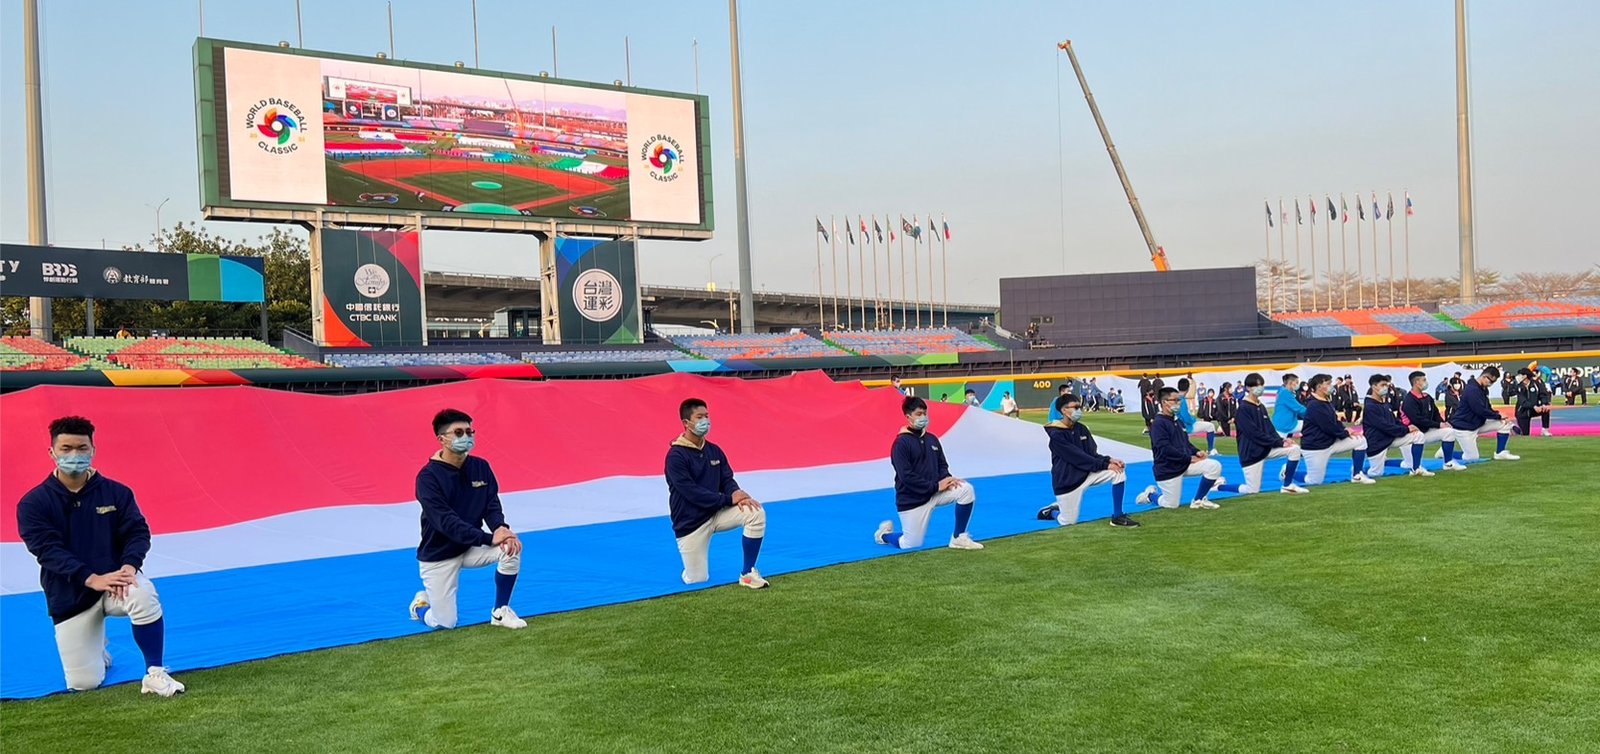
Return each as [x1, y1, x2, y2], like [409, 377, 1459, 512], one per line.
[640, 135, 684, 183]
[244, 98, 307, 155]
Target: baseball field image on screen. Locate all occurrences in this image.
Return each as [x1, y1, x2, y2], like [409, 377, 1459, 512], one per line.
[200, 40, 706, 228]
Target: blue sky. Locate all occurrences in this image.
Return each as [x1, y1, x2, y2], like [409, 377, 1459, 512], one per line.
[3, 0, 1597, 304]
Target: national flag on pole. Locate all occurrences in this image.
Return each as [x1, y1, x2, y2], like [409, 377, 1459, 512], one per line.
[1386, 193, 1394, 220]
[1372, 194, 1380, 221]
[873, 217, 884, 242]
[1405, 192, 1415, 216]
[846, 221, 855, 245]
[942, 219, 951, 240]
[1295, 200, 1303, 225]
[928, 215, 937, 240]
[860, 216, 868, 240]
[1309, 198, 1317, 224]
[816, 218, 829, 242]
[1265, 201, 1274, 227]
[1326, 196, 1336, 221]
[1342, 195, 1350, 224]
[889, 218, 897, 242]
[901, 216, 916, 240]
[1279, 201, 1287, 225]
[1357, 199, 1365, 221]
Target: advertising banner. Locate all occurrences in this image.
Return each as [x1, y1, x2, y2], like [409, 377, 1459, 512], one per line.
[0, 244, 265, 302]
[313, 229, 424, 347]
[554, 236, 641, 345]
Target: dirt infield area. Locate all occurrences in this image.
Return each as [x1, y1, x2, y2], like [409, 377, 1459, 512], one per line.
[336, 158, 618, 210]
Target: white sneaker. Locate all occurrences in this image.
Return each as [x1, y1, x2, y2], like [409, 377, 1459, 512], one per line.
[1540, 428, 1552, 437]
[1433, 448, 1445, 459]
[1135, 485, 1157, 506]
[1190, 498, 1221, 510]
[1352, 473, 1377, 485]
[1443, 460, 1468, 471]
[873, 520, 894, 545]
[490, 605, 527, 629]
[141, 666, 185, 697]
[1281, 483, 1310, 494]
[1410, 467, 1436, 477]
[739, 569, 770, 589]
[948, 533, 985, 550]
[408, 590, 429, 621]
[1494, 450, 1521, 461]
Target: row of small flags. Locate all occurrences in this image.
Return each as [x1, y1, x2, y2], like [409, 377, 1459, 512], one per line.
[1265, 192, 1415, 228]
[815, 215, 952, 244]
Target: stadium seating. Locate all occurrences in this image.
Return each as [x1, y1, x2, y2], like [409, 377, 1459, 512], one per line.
[825, 328, 1003, 356]
[1440, 298, 1600, 330]
[668, 332, 845, 360]
[522, 350, 688, 364]
[323, 352, 522, 368]
[1272, 308, 1456, 338]
[0, 336, 113, 371]
[67, 337, 325, 370]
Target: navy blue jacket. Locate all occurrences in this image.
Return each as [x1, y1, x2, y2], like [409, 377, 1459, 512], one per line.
[16, 472, 152, 624]
[1234, 399, 1283, 468]
[1149, 414, 1199, 481]
[1044, 421, 1112, 494]
[1300, 397, 1349, 451]
[1448, 379, 1501, 430]
[1402, 389, 1444, 431]
[664, 436, 741, 538]
[1361, 395, 1411, 456]
[415, 455, 507, 562]
[891, 427, 951, 511]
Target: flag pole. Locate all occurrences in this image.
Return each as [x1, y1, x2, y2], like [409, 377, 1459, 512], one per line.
[1340, 194, 1349, 309]
[830, 215, 839, 328]
[1293, 199, 1302, 312]
[1324, 196, 1332, 311]
[858, 217, 866, 331]
[1387, 193, 1396, 306]
[1404, 191, 1412, 306]
[910, 217, 921, 328]
[1355, 192, 1364, 308]
[1277, 197, 1286, 313]
[869, 216, 880, 329]
[1308, 194, 1317, 311]
[1263, 200, 1274, 316]
[1370, 193, 1380, 306]
[842, 214, 852, 330]
[814, 219, 824, 329]
[941, 214, 950, 327]
[897, 217, 908, 329]
[925, 215, 936, 326]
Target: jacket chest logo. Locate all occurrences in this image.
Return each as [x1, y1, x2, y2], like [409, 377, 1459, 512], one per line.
[96, 505, 117, 514]
[710, 459, 722, 466]
[470, 480, 488, 488]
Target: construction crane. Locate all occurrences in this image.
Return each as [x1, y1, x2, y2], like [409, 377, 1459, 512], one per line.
[1057, 39, 1171, 272]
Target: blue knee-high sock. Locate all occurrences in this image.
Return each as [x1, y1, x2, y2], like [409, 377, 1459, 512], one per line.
[131, 617, 165, 668]
[1111, 482, 1125, 516]
[1206, 432, 1216, 453]
[953, 502, 974, 536]
[1442, 439, 1455, 461]
[1194, 477, 1217, 501]
[1217, 481, 1241, 493]
[1497, 433, 1509, 453]
[493, 571, 516, 610]
[1351, 450, 1365, 478]
[1410, 443, 1424, 469]
[741, 535, 762, 575]
[883, 531, 904, 548]
[1284, 459, 1300, 485]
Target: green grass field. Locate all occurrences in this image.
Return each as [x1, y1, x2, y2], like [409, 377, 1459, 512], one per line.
[4, 412, 1596, 753]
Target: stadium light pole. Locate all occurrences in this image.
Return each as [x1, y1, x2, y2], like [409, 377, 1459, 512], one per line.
[707, 253, 724, 291]
[729, 0, 755, 333]
[24, 0, 51, 340]
[149, 198, 171, 252]
[1454, 0, 1476, 303]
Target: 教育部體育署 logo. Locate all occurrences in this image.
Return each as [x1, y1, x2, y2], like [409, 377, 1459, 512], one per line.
[244, 98, 307, 155]
[640, 135, 684, 183]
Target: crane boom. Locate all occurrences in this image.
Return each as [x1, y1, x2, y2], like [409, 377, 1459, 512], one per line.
[1057, 39, 1169, 271]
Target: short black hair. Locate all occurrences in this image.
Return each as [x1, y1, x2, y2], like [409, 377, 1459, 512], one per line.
[1054, 394, 1081, 414]
[1516, 367, 1533, 378]
[890, 374, 903, 382]
[1481, 366, 1501, 380]
[679, 398, 707, 421]
[432, 408, 472, 435]
[965, 388, 976, 395]
[49, 416, 95, 443]
[1369, 374, 1390, 387]
[1309, 373, 1333, 391]
[1409, 370, 1428, 384]
[1244, 372, 1265, 388]
[1157, 387, 1180, 401]
[1177, 377, 1191, 392]
[902, 396, 927, 415]
[1058, 384, 1070, 393]
[1282, 373, 1299, 384]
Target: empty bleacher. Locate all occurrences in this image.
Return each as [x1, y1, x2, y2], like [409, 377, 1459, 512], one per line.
[1440, 297, 1600, 330]
[68, 337, 325, 370]
[522, 350, 688, 364]
[825, 328, 1004, 356]
[323, 352, 522, 368]
[0, 336, 111, 371]
[1272, 308, 1457, 338]
[668, 332, 844, 361]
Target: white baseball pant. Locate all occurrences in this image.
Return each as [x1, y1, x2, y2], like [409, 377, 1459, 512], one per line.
[55, 574, 163, 691]
[676, 504, 766, 584]
[418, 545, 520, 629]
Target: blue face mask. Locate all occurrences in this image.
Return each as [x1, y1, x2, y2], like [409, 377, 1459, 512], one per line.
[449, 434, 476, 454]
[693, 418, 711, 437]
[1377, 386, 1389, 397]
[1068, 409, 1084, 422]
[911, 414, 929, 431]
[1249, 386, 1265, 398]
[54, 451, 93, 475]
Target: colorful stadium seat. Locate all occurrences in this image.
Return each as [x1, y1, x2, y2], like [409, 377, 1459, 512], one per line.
[65, 337, 325, 370]
[667, 332, 845, 361]
[1440, 298, 1600, 330]
[825, 328, 1002, 356]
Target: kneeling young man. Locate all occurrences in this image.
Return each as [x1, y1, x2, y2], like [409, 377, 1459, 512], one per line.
[1448, 366, 1518, 465]
[1300, 374, 1374, 485]
[665, 398, 768, 589]
[1137, 388, 1228, 510]
[1401, 370, 1458, 472]
[16, 416, 184, 696]
[409, 409, 527, 629]
[1360, 374, 1429, 478]
[877, 397, 983, 549]
[1234, 373, 1309, 495]
[1036, 394, 1138, 528]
